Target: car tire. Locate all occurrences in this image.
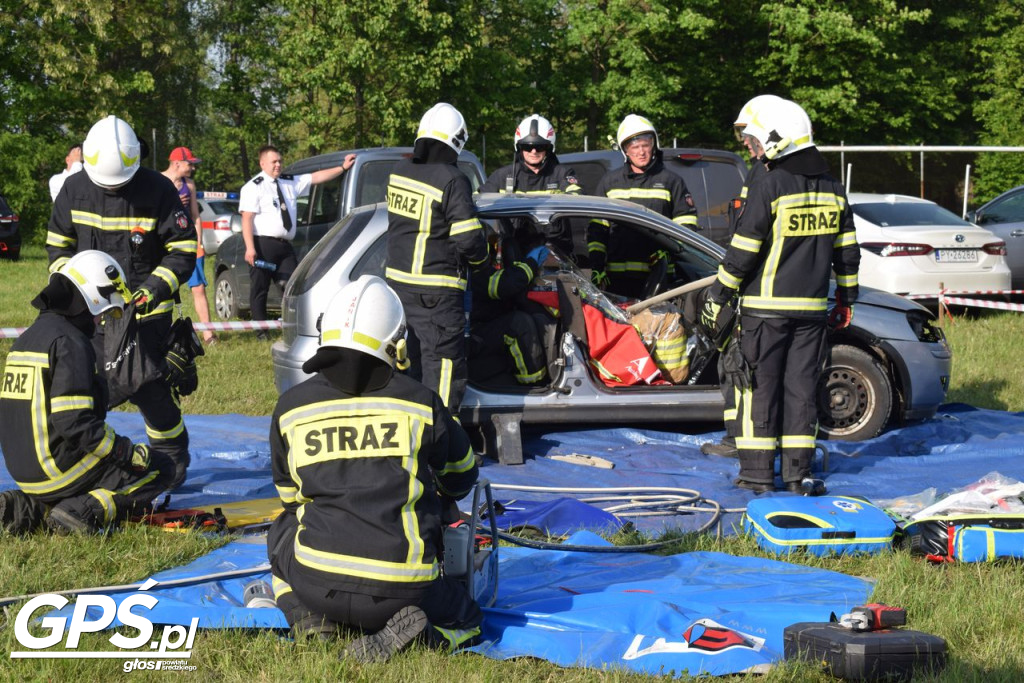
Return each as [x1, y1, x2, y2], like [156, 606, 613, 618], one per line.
[214, 270, 240, 320]
[817, 344, 892, 441]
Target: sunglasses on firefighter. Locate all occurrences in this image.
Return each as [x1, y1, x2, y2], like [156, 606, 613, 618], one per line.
[518, 144, 549, 153]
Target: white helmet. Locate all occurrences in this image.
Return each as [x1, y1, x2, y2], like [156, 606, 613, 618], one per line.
[55, 250, 129, 316]
[733, 94, 785, 140]
[319, 275, 408, 369]
[514, 115, 556, 152]
[82, 115, 142, 188]
[743, 98, 815, 160]
[616, 114, 660, 159]
[416, 103, 469, 155]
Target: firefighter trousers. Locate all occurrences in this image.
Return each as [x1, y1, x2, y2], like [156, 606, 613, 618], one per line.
[735, 316, 827, 485]
[392, 284, 467, 411]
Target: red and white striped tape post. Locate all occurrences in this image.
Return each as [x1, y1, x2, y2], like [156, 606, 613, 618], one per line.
[0, 320, 283, 340]
[905, 288, 1024, 321]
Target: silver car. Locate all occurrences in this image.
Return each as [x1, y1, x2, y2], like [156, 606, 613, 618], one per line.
[196, 191, 241, 255]
[272, 194, 952, 459]
[967, 184, 1024, 289]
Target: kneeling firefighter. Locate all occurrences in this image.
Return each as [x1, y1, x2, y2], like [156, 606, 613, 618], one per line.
[0, 251, 176, 534]
[267, 275, 483, 663]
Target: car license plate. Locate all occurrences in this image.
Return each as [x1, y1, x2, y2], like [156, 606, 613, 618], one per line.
[934, 249, 977, 263]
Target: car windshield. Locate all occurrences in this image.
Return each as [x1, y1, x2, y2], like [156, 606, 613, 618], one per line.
[853, 201, 971, 228]
[206, 200, 238, 214]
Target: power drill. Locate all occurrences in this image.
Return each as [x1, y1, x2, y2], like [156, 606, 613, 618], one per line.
[838, 603, 908, 631]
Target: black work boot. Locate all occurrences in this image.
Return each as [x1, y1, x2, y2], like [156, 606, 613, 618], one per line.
[341, 605, 429, 664]
[700, 436, 738, 458]
[733, 478, 775, 494]
[46, 505, 101, 535]
[785, 478, 828, 496]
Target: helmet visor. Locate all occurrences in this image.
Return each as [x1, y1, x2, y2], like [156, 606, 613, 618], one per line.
[623, 133, 655, 152]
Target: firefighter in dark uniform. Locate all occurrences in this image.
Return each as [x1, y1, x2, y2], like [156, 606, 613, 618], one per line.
[468, 241, 550, 386]
[701, 95, 784, 460]
[385, 102, 491, 410]
[587, 114, 699, 298]
[479, 114, 582, 261]
[703, 98, 859, 494]
[267, 275, 482, 663]
[46, 115, 196, 489]
[0, 251, 175, 534]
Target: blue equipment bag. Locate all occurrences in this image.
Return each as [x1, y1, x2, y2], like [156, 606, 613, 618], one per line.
[902, 514, 1024, 563]
[743, 496, 896, 556]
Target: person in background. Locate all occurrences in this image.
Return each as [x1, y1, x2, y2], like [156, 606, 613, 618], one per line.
[48, 143, 83, 201]
[0, 251, 175, 534]
[267, 275, 482, 663]
[479, 114, 582, 261]
[587, 114, 698, 298]
[385, 103, 490, 410]
[239, 145, 355, 340]
[47, 115, 196, 490]
[163, 146, 215, 344]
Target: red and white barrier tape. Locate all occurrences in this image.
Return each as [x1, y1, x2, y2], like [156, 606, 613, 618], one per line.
[905, 289, 1024, 299]
[941, 297, 1024, 312]
[0, 320, 282, 339]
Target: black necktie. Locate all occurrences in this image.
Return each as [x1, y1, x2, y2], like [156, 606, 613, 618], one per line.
[275, 180, 292, 230]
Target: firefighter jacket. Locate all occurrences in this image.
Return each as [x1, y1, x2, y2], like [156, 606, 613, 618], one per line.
[587, 154, 698, 274]
[0, 311, 119, 497]
[469, 254, 541, 324]
[479, 153, 582, 195]
[46, 168, 197, 320]
[385, 159, 489, 292]
[269, 371, 478, 597]
[710, 148, 860, 318]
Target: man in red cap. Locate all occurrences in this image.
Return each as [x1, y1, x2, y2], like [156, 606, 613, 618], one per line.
[163, 147, 215, 344]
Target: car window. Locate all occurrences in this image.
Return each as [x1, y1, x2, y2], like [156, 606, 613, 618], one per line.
[351, 233, 388, 280]
[355, 161, 398, 207]
[853, 202, 971, 228]
[308, 176, 342, 225]
[569, 161, 611, 196]
[289, 209, 374, 296]
[295, 194, 311, 226]
[457, 160, 483, 191]
[206, 200, 239, 215]
[981, 192, 1024, 224]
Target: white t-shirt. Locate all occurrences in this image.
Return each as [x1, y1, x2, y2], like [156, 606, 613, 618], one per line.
[48, 161, 84, 201]
[238, 171, 313, 240]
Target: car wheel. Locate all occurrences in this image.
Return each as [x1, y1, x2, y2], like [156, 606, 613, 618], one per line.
[214, 271, 239, 320]
[817, 344, 892, 441]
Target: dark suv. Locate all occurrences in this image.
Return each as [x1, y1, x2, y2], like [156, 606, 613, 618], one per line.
[0, 192, 21, 261]
[213, 147, 485, 319]
[558, 148, 748, 247]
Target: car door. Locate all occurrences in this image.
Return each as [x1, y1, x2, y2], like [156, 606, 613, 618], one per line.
[973, 188, 1024, 287]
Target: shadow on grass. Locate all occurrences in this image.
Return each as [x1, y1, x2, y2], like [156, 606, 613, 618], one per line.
[947, 378, 1011, 412]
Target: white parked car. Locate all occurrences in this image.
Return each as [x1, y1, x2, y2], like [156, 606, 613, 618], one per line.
[196, 191, 240, 255]
[849, 193, 1010, 296]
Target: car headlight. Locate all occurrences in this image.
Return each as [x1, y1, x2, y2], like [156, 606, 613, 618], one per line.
[906, 309, 945, 343]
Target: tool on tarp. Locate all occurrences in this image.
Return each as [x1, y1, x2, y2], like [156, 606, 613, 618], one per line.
[837, 603, 908, 631]
[442, 480, 499, 608]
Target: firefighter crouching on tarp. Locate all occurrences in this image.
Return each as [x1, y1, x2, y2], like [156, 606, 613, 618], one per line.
[702, 98, 859, 495]
[267, 275, 483, 663]
[0, 251, 176, 534]
[47, 115, 196, 490]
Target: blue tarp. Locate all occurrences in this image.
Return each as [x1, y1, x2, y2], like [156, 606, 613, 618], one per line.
[3, 404, 1024, 533]
[48, 533, 872, 677]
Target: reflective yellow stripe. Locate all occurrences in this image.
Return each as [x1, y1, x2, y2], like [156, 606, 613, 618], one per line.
[151, 266, 180, 292]
[88, 489, 117, 525]
[673, 214, 698, 227]
[276, 484, 299, 504]
[730, 234, 762, 253]
[385, 267, 466, 291]
[736, 436, 777, 450]
[271, 575, 293, 599]
[167, 238, 198, 254]
[118, 469, 158, 495]
[741, 296, 828, 312]
[835, 231, 857, 248]
[294, 532, 439, 582]
[70, 211, 157, 232]
[716, 265, 742, 290]
[606, 188, 671, 202]
[780, 434, 817, 449]
[147, 418, 185, 442]
[16, 425, 113, 494]
[835, 273, 858, 287]
[46, 232, 75, 248]
[587, 241, 607, 254]
[608, 260, 652, 273]
[51, 395, 94, 412]
[590, 219, 610, 228]
[48, 256, 70, 273]
[450, 217, 483, 237]
[437, 358, 453, 408]
[746, 516, 893, 548]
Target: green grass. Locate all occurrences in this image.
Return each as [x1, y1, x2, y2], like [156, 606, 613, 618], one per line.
[3, 245, 1024, 681]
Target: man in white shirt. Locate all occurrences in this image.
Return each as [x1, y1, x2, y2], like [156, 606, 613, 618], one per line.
[48, 144, 83, 201]
[238, 145, 355, 338]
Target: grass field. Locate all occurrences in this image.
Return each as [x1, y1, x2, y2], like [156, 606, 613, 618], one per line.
[2, 246, 1023, 682]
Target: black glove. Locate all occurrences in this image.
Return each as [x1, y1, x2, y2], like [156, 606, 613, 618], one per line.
[111, 437, 150, 472]
[721, 339, 752, 391]
[165, 344, 199, 396]
[131, 287, 157, 315]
